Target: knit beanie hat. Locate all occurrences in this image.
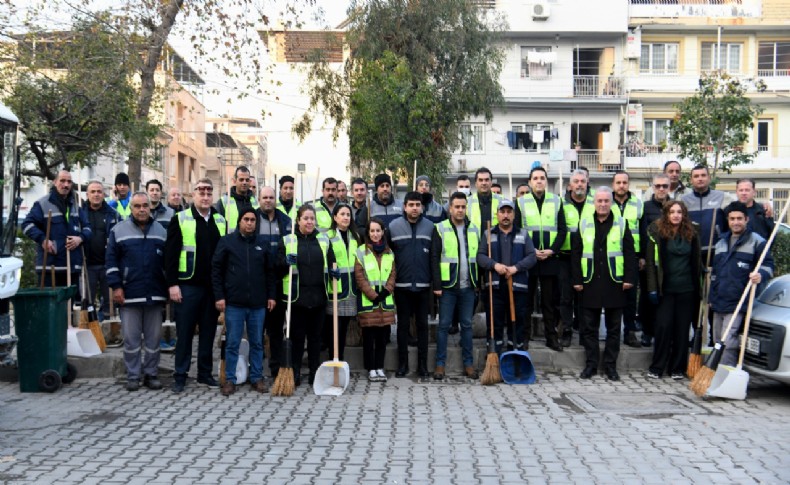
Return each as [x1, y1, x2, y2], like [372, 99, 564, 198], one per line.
[115, 172, 130, 186]
[374, 173, 392, 188]
[416, 175, 431, 188]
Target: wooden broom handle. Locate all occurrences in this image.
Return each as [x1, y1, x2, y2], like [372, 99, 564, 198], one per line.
[736, 284, 757, 369]
[487, 222, 494, 339]
[507, 278, 516, 322]
[40, 210, 52, 288]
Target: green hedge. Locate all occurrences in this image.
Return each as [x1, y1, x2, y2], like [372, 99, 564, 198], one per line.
[773, 232, 790, 277]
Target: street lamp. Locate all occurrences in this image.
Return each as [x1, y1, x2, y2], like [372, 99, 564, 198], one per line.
[297, 163, 306, 203]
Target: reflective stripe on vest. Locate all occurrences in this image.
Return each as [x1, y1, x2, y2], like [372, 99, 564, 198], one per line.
[612, 197, 643, 253]
[579, 216, 626, 284]
[468, 194, 501, 230]
[561, 196, 595, 251]
[355, 247, 395, 312]
[177, 210, 226, 280]
[222, 195, 260, 232]
[282, 232, 330, 302]
[436, 221, 479, 288]
[518, 192, 561, 250]
[328, 230, 358, 300]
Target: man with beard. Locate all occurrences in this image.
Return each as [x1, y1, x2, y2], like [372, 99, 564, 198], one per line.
[215, 166, 259, 232]
[358, 173, 403, 230]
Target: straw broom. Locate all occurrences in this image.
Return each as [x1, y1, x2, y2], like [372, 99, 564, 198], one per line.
[690, 198, 788, 396]
[481, 222, 502, 385]
[688, 218, 717, 378]
[272, 184, 299, 397]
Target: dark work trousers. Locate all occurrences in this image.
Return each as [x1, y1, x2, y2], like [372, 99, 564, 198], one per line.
[638, 271, 656, 338]
[484, 284, 529, 354]
[622, 283, 639, 334]
[558, 258, 582, 336]
[173, 284, 219, 382]
[395, 289, 431, 368]
[527, 274, 559, 344]
[649, 292, 694, 376]
[265, 301, 285, 377]
[581, 307, 623, 370]
[289, 304, 324, 381]
[87, 264, 110, 320]
[363, 326, 390, 371]
[323, 315, 350, 361]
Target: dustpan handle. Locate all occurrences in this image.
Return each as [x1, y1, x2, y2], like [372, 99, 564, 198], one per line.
[736, 284, 757, 370]
[332, 262, 339, 362]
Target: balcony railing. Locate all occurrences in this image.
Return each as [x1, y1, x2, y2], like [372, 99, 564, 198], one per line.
[573, 76, 625, 98]
[573, 149, 624, 172]
[757, 69, 790, 77]
[629, 0, 761, 18]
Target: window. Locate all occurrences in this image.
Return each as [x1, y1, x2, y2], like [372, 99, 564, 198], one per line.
[521, 46, 554, 80]
[757, 119, 772, 153]
[758, 41, 790, 76]
[643, 119, 672, 146]
[640, 43, 679, 74]
[459, 123, 484, 153]
[511, 123, 552, 151]
[701, 42, 742, 73]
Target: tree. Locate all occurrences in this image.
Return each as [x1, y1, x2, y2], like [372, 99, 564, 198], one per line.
[1, 0, 316, 184]
[0, 14, 156, 180]
[294, 0, 506, 187]
[670, 72, 764, 180]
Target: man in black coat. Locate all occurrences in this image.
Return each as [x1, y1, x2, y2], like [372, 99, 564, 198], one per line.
[212, 208, 277, 396]
[572, 187, 637, 381]
[165, 178, 226, 393]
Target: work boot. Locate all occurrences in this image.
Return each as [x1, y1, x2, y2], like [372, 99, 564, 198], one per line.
[143, 375, 162, 390]
[624, 331, 640, 348]
[126, 379, 139, 391]
[220, 381, 236, 396]
[252, 380, 267, 393]
[465, 366, 479, 380]
[433, 366, 445, 380]
[546, 337, 563, 352]
[560, 329, 573, 348]
[417, 358, 430, 378]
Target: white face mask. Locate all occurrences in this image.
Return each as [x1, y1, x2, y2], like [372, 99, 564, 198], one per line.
[458, 187, 471, 196]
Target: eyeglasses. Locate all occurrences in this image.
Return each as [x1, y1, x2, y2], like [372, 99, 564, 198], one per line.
[653, 184, 669, 189]
[194, 186, 213, 194]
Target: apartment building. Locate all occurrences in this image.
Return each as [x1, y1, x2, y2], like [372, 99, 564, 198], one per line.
[449, 0, 790, 218]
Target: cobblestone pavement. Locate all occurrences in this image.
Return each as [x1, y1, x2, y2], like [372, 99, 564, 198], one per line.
[0, 371, 788, 484]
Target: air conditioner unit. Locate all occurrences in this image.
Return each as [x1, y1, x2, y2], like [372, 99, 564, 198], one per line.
[532, 2, 550, 20]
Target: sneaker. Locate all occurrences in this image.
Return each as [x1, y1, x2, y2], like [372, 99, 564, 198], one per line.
[376, 369, 387, 382]
[252, 380, 268, 393]
[143, 375, 163, 390]
[647, 371, 661, 379]
[197, 376, 219, 389]
[368, 370, 378, 382]
[671, 373, 685, 381]
[125, 379, 139, 391]
[220, 381, 236, 396]
[159, 339, 174, 352]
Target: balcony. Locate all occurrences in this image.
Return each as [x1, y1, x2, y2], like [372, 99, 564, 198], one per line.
[574, 149, 625, 172]
[629, 0, 761, 19]
[573, 75, 626, 98]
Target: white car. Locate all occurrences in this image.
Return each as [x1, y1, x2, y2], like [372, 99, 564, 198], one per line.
[743, 275, 790, 384]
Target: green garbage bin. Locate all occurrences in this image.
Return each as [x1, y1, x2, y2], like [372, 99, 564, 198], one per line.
[12, 286, 78, 393]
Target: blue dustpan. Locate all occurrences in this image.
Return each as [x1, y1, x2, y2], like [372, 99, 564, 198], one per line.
[499, 350, 536, 384]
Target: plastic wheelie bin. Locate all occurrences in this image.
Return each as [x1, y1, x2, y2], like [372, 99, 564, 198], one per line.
[12, 286, 78, 392]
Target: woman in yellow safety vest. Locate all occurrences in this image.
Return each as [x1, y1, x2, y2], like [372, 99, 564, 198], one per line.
[354, 217, 397, 382]
[324, 203, 362, 361]
[280, 204, 336, 387]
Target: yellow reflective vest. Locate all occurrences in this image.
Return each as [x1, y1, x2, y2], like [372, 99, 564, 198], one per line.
[177, 210, 226, 280]
[518, 192, 562, 250]
[276, 198, 301, 221]
[436, 220, 479, 288]
[355, 247, 395, 312]
[467, 193, 502, 230]
[579, 216, 626, 284]
[612, 195, 643, 255]
[561, 195, 595, 252]
[327, 229, 358, 300]
[221, 194, 259, 232]
[282, 232, 330, 303]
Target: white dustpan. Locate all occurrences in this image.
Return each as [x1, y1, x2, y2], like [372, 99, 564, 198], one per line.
[707, 365, 749, 400]
[706, 285, 756, 401]
[314, 263, 350, 396]
[67, 327, 102, 357]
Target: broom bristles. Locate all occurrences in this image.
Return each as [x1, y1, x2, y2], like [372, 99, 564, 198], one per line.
[271, 367, 294, 397]
[480, 352, 502, 386]
[687, 353, 702, 378]
[689, 365, 716, 397]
